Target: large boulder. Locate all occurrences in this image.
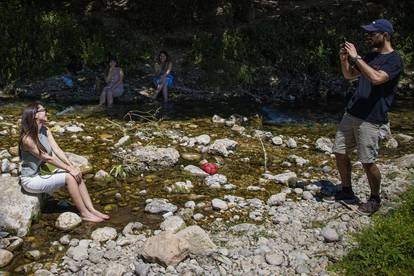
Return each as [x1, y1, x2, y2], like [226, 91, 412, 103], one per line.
[65, 152, 92, 174]
[127, 146, 180, 171]
[176, 226, 217, 256]
[141, 231, 190, 267]
[0, 176, 41, 237]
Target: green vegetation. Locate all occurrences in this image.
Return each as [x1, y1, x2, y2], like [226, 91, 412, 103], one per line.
[0, 0, 413, 93]
[333, 184, 414, 276]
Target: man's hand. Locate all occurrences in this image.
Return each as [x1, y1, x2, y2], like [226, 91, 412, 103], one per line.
[339, 46, 348, 62]
[344, 42, 358, 59]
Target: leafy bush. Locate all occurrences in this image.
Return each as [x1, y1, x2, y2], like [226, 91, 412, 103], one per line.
[333, 184, 414, 275]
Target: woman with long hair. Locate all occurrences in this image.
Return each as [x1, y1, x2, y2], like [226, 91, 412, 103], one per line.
[19, 102, 109, 222]
[99, 58, 124, 107]
[153, 51, 173, 103]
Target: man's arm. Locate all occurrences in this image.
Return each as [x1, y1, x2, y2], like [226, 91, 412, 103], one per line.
[344, 42, 389, 85]
[340, 47, 360, 80]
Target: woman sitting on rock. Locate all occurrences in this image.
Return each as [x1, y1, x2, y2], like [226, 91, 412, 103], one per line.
[152, 51, 173, 103]
[19, 102, 109, 222]
[99, 58, 124, 107]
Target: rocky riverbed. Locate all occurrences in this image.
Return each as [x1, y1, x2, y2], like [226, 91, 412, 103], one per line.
[0, 98, 413, 275]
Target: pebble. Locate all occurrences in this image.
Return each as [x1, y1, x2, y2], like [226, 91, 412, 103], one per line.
[212, 199, 228, 211]
[265, 252, 284, 266]
[193, 213, 204, 221]
[302, 191, 314, 200]
[0, 249, 13, 268]
[321, 227, 340, 242]
[185, 201, 196, 209]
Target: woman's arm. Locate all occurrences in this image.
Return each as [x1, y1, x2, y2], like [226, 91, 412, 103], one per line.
[105, 69, 113, 83]
[110, 69, 124, 89]
[22, 136, 71, 171]
[160, 62, 172, 83]
[47, 129, 72, 166]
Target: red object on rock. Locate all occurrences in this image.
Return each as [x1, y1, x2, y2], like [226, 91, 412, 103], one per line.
[202, 162, 218, 175]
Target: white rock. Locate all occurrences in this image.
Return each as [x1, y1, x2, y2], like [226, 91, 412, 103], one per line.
[286, 138, 297, 148]
[0, 176, 41, 237]
[176, 225, 217, 255]
[82, 136, 94, 142]
[160, 216, 186, 233]
[142, 231, 190, 267]
[0, 249, 13, 268]
[254, 130, 273, 140]
[0, 150, 11, 159]
[231, 125, 245, 134]
[205, 174, 227, 186]
[193, 213, 204, 221]
[185, 201, 196, 209]
[267, 193, 286, 206]
[321, 227, 340, 242]
[265, 252, 284, 266]
[115, 135, 130, 147]
[170, 181, 193, 193]
[208, 139, 238, 157]
[211, 199, 228, 211]
[122, 222, 143, 236]
[395, 133, 413, 143]
[315, 137, 333, 153]
[145, 199, 178, 214]
[66, 240, 90, 261]
[94, 169, 110, 180]
[288, 155, 309, 166]
[183, 165, 208, 176]
[103, 263, 126, 276]
[65, 125, 83, 133]
[302, 191, 314, 200]
[55, 212, 82, 231]
[262, 171, 297, 184]
[59, 235, 71, 245]
[91, 227, 117, 242]
[212, 115, 225, 124]
[194, 134, 211, 145]
[271, 136, 283, 146]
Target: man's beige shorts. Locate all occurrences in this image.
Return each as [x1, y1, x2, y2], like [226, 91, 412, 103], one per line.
[333, 113, 380, 163]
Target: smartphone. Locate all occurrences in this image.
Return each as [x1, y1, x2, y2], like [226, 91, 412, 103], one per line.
[342, 37, 347, 44]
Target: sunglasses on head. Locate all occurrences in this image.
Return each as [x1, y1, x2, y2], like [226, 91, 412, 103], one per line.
[36, 108, 47, 113]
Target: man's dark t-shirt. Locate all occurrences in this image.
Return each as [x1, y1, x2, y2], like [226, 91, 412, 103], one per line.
[346, 51, 404, 124]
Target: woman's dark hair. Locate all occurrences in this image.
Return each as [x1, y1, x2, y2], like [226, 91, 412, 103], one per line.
[18, 102, 47, 158]
[109, 57, 119, 67]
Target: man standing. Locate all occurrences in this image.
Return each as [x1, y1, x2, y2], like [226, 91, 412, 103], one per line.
[332, 19, 404, 215]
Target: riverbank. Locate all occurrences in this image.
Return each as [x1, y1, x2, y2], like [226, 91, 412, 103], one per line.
[0, 99, 413, 275]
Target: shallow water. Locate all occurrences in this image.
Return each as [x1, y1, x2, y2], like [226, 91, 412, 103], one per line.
[0, 95, 413, 273]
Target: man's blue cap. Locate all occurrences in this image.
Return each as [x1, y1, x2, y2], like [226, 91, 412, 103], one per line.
[362, 19, 394, 34]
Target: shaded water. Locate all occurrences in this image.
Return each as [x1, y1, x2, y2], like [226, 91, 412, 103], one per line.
[0, 95, 413, 273]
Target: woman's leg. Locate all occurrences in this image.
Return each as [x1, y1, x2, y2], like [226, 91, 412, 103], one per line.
[78, 179, 110, 219]
[65, 174, 103, 222]
[99, 88, 108, 105]
[162, 84, 168, 103]
[106, 89, 114, 107]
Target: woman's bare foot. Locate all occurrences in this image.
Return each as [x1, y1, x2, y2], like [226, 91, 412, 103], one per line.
[91, 209, 110, 220]
[81, 212, 104, 222]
